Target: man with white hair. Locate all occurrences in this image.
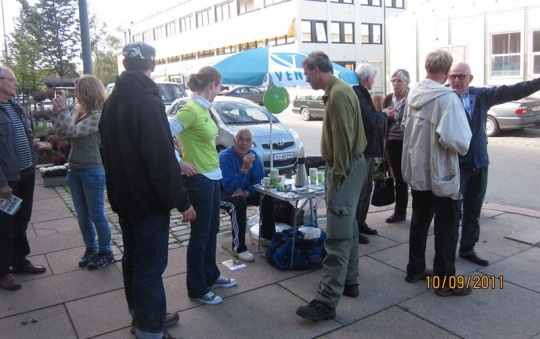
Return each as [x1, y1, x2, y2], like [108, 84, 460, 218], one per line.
[352, 64, 392, 244]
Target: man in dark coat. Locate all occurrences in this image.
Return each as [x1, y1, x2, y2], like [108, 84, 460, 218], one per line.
[449, 62, 540, 266]
[99, 42, 195, 339]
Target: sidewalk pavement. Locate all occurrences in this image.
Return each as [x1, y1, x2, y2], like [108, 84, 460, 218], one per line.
[1, 171, 540, 339]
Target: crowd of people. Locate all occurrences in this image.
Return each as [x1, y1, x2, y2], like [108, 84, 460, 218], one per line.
[2, 41, 540, 338]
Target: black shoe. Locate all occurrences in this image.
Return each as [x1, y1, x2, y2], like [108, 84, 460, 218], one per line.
[435, 286, 472, 297]
[405, 269, 433, 283]
[87, 251, 115, 270]
[131, 312, 180, 334]
[359, 224, 378, 235]
[78, 249, 97, 267]
[459, 251, 489, 266]
[296, 300, 336, 321]
[358, 234, 370, 244]
[136, 329, 176, 339]
[386, 214, 406, 223]
[343, 284, 359, 297]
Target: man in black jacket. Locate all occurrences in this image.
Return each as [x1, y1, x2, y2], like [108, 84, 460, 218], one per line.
[99, 42, 195, 339]
[352, 64, 391, 244]
[0, 66, 46, 291]
[449, 62, 540, 266]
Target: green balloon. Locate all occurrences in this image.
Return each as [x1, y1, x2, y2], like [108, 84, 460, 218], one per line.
[264, 82, 290, 114]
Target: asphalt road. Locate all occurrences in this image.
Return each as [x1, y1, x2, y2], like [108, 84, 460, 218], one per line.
[277, 109, 540, 211]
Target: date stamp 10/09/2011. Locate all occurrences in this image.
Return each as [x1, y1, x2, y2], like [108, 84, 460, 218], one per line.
[426, 275, 504, 290]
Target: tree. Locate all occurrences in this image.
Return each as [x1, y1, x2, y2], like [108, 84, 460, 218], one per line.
[35, 0, 81, 79]
[3, 0, 51, 99]
[89, 15, 122, 85]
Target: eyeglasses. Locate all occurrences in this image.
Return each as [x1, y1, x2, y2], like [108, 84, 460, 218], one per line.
[0, 77, 18, 83]
[449, 74, 469, 81]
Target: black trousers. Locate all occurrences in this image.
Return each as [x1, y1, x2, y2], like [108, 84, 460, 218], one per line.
[0, 166, 35, 277]
[407, 190, 460, 278]
[221, 192, 275, 251]
[386, 139, 408, 216]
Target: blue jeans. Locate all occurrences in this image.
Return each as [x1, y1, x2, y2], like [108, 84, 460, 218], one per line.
[67, 167, 112, 253]
[407, 190, 460, 278]
[183, 174, 221, 298]
[119, 212, 170, 338]
[0, 166, 34, 277]
[459, 166, 488, 253]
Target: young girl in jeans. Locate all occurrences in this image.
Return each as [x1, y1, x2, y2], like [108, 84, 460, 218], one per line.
[51, 75, 114, 269]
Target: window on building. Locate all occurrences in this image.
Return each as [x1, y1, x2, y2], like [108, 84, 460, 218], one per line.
[331, 0, 353, 3]
[264, 0, 290, 5]
[491, 32, 521, 77]
[215, 1, 232, 22]
[132, 34, 141, 42]
[141, 31, 149, 42]
[153, 26, 163, 41]
[360, 0, 381, 5]
[361, 23, 382, 44]
[339, 61, 356, 71]
[305, 0, 326, 2]
[238, 0, 259, 14]
[196, 8, 211, 27]
[385, 0, 403, 8]
[165, 21, 177, 37]
[532, 31, 540, 75]
[301, 20, 328, 43]
[331, 21, 354, 43]
[179, 15, 192, 33]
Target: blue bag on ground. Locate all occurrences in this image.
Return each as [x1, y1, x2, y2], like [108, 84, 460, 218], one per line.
[266, 228, 326, 270]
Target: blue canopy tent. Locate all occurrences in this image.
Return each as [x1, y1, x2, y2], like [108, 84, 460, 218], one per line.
[211, 47, 359, 87]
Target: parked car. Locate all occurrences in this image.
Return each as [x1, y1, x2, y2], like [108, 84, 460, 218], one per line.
[292, 91, 325, 121]
[487, 97, 540, 136]
[106, 81, 188, 108]
[220, 86, 265, 105]
[167, 96, 304, 174]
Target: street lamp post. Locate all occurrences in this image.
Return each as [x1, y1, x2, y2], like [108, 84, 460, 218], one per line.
[1, 0, 8, 57]
[79, 0, 92, 74]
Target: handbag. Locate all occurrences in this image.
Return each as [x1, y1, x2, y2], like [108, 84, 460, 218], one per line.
[371, 160, 395, 207]
[265, 228, 326, 270]
[371, 176, 395, 207]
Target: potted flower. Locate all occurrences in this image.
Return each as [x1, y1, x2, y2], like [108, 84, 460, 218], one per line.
[39, 164, 68, 187]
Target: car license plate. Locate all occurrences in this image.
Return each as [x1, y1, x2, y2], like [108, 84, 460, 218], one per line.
[273, 152, 294, 161]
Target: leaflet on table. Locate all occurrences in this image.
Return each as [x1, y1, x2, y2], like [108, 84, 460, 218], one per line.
[0, 194, 23, 216]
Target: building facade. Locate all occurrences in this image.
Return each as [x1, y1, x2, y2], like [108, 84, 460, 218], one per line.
[386, 0, 540, 93]
[122, 0, 407, 94]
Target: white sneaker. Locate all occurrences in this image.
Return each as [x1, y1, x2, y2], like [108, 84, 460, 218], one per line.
[235, 250, 255, 262]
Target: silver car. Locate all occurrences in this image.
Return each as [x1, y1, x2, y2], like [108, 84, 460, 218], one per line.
[487, 97, 540, 136]
[167, 96, 304, 174]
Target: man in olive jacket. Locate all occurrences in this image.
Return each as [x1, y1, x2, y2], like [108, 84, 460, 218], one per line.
[296, 51, 367, 321]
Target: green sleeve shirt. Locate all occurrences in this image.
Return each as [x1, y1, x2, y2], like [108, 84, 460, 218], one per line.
[321, 77, 367, 185]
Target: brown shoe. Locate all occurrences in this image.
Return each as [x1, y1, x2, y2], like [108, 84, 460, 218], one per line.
[0, 273, 22, 290]
[12, 262, 47, 274]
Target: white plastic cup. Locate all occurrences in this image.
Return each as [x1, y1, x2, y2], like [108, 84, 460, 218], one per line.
[309, 168, 318, 185]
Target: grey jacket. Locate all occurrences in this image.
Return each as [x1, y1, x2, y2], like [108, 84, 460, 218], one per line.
[0, 99, 36, 186]
[401, 79, 471, 199]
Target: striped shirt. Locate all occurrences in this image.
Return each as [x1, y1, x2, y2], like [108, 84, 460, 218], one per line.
[1, 102, 32, 170]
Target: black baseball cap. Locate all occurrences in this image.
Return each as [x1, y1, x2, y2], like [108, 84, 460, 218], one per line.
[122, 42, 156, 61]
